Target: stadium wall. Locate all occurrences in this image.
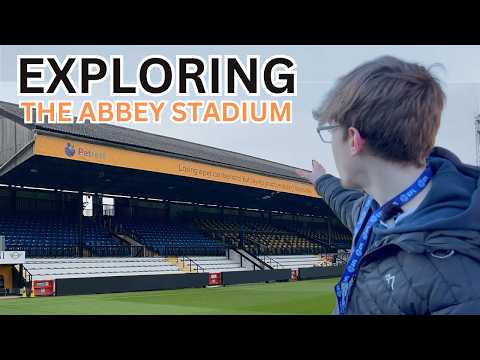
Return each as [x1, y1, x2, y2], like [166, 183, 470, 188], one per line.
[0, 112, 33, 167]
[54, 269, 304, 296]
[298, 265, 345, 280]
[55, 272, 210, 296]
[221, 269, 291, 285]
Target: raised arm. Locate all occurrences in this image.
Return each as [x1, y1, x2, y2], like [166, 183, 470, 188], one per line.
[296, 160, 367, 233]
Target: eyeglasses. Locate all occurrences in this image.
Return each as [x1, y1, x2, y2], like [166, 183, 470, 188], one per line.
[316, 124, 340, 143]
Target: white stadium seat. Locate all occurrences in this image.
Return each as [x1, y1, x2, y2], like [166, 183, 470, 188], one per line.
[180, 256, 247, 273]
[264, 255, 334, 269]
[25, 257, 184, 280]
[25, 255, 249, 280]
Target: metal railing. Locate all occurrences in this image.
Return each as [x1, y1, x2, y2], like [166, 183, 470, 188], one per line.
[22, 266, 33, 293]
[242, 241, 324, 257]
[6, 245, 146, 258]
[155, 246, 226, 257]
[7, 245, 82, 258]
[335, 250, 350, 265]
[227, 246, 261, 271]
[198, 228, 327, 256]
[259, 255, 282, 269]
[108, 223, 227, 258]
[232, 238, 274, 270]
[177, 256, 205, 273]
[270, 222, 343, 253]
[201, 220, 351, 254]
[85, 245, 146, 257]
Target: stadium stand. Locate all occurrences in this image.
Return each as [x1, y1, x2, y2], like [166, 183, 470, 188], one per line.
[112, 218, 226, 256]
[24, 257, 184, 280]
[0, 100, 351, 293]
[25, 255, 248, 280]
[273, 220, 352, 250]
[259, 254, 338, 269]
[0, 214, 126, 257]
[191, 215, 325, 255]
[178, 256, 247, 273]
[329, 230, 351, 249]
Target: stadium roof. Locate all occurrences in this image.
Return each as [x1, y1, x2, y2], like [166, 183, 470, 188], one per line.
[0, 101, 334, 216]
[0, 101, 304, 181]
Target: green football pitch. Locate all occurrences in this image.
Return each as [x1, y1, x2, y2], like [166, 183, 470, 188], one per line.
[0, 278, 338, 315]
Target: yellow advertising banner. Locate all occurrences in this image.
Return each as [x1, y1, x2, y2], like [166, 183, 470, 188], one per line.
[33, 134, 319, 198]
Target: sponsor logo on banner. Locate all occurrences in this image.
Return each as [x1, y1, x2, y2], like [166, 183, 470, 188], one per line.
[9, 251, 21, 260]
[65, 142, 106, 161]
[0, 251, 26, 264]
[65, 142, 75, 157]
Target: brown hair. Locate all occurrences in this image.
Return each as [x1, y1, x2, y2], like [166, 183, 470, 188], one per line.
[313, 55, 446, 167]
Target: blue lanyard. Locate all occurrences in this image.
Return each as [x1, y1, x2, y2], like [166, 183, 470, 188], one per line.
[335, 165, 433, 315]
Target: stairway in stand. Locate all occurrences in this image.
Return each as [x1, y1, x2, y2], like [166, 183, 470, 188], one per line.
[166, 256, 192, 273]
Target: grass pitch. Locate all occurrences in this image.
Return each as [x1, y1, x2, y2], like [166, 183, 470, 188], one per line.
[0, 278, 338, 315]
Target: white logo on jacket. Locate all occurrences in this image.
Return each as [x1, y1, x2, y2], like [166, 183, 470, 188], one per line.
[385, 273, 395, 291]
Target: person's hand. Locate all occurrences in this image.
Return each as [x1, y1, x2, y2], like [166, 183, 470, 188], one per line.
[295, 160, 327, 184]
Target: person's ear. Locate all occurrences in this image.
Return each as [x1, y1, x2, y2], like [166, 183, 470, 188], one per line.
[347, 127, 365, 156]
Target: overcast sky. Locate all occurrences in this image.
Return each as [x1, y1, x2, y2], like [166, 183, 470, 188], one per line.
[1, 45, 479, 176]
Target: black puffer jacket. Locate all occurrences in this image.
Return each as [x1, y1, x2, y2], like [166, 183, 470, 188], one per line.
[314, 147, 480, 315]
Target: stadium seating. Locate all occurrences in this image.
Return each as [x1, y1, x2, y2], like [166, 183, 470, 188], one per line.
[260, 254, 338, 269]
[183, 256, 247, 273]
[24, 257, 184, 280]
[276, 220, 352, 250]
[192, 216, 324, 255]
[113, 218, 225, 256]
[0, 211, 348, 265]
[330, 230, 351, 249]
[0, 215, 124, 256]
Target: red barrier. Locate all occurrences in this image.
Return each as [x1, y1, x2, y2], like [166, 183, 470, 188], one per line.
[32, 279, 55, 296]
[208, 273, 221, 286]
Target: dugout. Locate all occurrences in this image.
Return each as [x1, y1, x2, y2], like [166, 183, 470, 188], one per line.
[0, 249, 27, 295]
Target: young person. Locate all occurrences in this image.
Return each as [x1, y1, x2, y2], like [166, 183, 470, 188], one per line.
[297, 55, 480, 315]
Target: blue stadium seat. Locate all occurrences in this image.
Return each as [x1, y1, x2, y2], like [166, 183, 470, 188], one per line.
[0, 215, 123, 256]
[113, 217, 225, 256]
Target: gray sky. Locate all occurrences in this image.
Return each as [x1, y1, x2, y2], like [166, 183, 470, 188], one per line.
[1, 45, 479, 176]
